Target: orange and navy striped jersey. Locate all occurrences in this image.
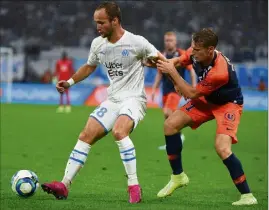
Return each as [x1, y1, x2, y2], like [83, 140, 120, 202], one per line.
[179, 49, 243, 105]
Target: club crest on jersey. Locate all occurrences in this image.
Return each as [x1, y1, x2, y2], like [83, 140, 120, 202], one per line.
[225, 112, 235, 121]
[122, 49, 129, 57]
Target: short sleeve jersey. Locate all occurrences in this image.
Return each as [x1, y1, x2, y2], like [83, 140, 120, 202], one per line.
[87, 30, 159, 102]
[179, 49, 243, 105]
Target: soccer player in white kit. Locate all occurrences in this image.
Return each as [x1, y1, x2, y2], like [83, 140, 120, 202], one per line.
[41, 2, 165, 203]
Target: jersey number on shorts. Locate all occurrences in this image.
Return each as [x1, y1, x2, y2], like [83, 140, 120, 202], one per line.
[94, 106, 108, 118]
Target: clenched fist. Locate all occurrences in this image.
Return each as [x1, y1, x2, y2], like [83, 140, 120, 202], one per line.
[56, 80, 70, 93]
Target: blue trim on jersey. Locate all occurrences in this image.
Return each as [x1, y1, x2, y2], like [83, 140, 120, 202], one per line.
[89, 115, 108, 134]
[69, 157, 85, 165]
[73, 149, 88, 157]
[120, 147, 135, 154]
[121, 157, 136, 162]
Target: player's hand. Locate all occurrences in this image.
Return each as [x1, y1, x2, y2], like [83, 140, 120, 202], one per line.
[143, 59, 156, 67]
[157, 60, 176, 75]
[56, 80, 70, 93]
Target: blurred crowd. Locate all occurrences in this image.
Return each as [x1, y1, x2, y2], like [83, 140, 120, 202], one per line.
[0, 0, 267, 62]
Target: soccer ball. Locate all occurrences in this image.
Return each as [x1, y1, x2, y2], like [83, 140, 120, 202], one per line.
[11, 170, 39, 198]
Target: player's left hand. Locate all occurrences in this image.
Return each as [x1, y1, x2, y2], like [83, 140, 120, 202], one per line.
[157, 60, 176, 75]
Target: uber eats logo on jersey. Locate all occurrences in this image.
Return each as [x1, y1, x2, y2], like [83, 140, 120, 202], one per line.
[105, 62, 123, 77]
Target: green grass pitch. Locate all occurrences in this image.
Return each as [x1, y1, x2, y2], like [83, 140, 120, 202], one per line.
[0, 104, 268, 210]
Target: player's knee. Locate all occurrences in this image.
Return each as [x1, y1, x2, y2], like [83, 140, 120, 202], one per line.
[78, 131, 90, 143]
[164, 120, 178, 136]
[215, 134, 232, 159]
[78, 129, 96, 144]
[112, 129, 128, 141]
[215, 144, 232, 159]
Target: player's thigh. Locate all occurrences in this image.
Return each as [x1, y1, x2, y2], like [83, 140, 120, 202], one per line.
[79, 117, 107, 145]
[114, 98, 147, 134]
[164, 109, 193, 135]
[112, 115, 134, 140]
[179, 98, 214, 130]
[213, 103, 243, 144]
[89, 100, 119, 135]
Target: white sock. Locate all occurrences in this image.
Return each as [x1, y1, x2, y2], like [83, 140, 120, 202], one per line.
[116, 136, 138, 186]
[62, 140, 90, 188]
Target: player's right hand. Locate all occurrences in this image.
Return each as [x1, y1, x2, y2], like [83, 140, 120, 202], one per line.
[56, 80, 70, 93]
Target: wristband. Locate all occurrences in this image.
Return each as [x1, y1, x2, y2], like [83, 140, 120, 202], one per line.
[67, 78, 75, 86]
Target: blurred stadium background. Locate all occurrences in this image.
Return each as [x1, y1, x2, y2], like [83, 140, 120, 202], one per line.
[0, 0, 268, 107]
[0, 1, 268, 210]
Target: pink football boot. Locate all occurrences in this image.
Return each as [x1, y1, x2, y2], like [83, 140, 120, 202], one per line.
[41, 181, 68, 200]
[128, 184, 142, 203]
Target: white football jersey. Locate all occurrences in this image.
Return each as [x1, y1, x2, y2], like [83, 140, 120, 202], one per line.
[87, 30, 159, 103]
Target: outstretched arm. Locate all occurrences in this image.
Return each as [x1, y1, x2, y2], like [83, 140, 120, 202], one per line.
[144, 52, 168, 68]
[70, 64, 96, 84]
[157, 60, 202, 99]
[56, 64, 96, 93]
[157, 59, 228, 99]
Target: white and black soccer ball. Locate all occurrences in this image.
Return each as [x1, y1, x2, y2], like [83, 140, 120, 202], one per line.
[11, 170, 39, 198]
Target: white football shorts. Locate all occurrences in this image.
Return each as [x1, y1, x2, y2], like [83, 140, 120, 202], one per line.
[89, 97, 147, 133]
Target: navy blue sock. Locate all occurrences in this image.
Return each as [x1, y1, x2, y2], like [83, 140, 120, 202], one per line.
[223, 153, 251, 194]
[165, 132, 183, 175]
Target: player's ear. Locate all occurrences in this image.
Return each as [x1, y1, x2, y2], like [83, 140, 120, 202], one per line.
[112, 17, 117, 26]
[208, 46, 214, 53]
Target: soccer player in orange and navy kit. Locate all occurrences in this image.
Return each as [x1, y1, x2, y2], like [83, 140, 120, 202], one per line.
[156, 28, 257, 205]
[151, 32, 196, 149]
[54, 51, 74, 113]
